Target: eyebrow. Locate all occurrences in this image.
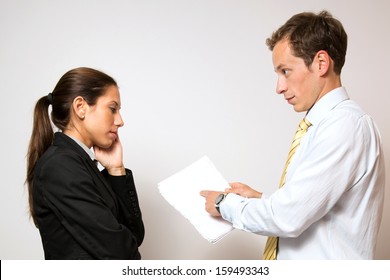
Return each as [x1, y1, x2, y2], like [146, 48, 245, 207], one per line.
[275, 64, 286, 72]
[110, 101, 121, 108]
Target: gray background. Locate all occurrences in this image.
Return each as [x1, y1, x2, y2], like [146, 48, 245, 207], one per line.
[1, 0, 389, 259]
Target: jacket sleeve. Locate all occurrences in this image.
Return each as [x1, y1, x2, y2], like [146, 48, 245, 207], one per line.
[38, 152, 143, 259]
[101, 169, 145, 246]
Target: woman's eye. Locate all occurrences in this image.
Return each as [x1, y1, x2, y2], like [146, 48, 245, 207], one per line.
[110, 107, 117, 113]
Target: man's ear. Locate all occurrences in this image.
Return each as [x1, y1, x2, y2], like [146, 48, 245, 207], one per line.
[72, 96, 87, 120]
[316, 50, 331, 76]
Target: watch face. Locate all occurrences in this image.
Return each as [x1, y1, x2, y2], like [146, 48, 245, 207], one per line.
[215, 193, 225, 205]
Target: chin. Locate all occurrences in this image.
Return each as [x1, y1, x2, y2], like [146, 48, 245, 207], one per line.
[99, 141, 114, 149]
[293, 105, 305, 112]
[293, 106, 301, 112]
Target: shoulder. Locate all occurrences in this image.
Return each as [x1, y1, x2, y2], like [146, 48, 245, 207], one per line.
[33, 146, 98, 201]
[318, 99, 372, 131]
[34, 144, 89, 185]
[36, 133, 91, 173]
[311, 100, 380, 151]
[38, 144, 83, 167]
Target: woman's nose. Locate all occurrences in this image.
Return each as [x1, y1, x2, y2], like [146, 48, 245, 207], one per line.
[116, 112, 124, 127]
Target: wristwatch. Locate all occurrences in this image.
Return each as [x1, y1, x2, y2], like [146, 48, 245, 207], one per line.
[214, 193, 227, 213]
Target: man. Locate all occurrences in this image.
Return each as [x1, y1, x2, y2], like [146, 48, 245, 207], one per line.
[200, 10, 385, 259]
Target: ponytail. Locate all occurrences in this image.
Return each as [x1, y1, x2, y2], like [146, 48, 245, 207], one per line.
[26, 94, 53, 226]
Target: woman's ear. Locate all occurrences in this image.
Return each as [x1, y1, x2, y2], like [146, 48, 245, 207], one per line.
[72, 96, 87, 120]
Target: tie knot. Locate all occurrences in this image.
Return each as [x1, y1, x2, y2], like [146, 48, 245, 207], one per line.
[299, 118, 311, 131]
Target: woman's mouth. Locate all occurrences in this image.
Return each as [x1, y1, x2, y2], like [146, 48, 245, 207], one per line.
[109, 131, 118, 140]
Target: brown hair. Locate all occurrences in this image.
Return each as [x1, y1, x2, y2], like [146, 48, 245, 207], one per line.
[266, 10, 348, 75]
[26, 67, 117, 226]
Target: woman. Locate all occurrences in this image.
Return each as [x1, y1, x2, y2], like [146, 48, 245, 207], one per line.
[26, 67, 144, 259]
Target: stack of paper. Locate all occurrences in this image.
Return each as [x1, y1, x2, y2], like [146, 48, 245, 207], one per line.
[158, 156, 234, 243]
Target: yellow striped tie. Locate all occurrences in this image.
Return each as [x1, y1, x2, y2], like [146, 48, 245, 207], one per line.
[263, 118, 312, 260]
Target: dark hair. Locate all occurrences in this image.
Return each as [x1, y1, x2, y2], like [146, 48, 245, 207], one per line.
[26, 67, 117, 226]
[266, 10, 348, 75]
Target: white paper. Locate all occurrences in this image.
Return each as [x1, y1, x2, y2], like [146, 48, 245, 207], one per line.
[158, 156, 234, 243]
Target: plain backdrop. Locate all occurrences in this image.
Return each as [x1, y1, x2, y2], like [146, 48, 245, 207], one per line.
[1, 0, 389, 259]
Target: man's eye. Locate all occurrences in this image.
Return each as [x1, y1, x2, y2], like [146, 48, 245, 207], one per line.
[282, 69, 289, 75]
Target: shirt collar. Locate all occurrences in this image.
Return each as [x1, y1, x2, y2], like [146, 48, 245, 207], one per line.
[66, 135, 96, 161]
[306, 87, 349, 126]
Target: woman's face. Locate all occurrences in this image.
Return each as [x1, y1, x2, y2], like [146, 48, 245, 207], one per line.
[82, 85, 124, 148]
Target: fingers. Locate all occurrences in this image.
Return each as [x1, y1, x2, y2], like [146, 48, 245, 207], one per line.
[199, 190, 222, 217]
[199, 190, 210, 197]
[200, 190, 221, 200]
[226, 182, 262, 198]
[201, 183, 262, 202]
[226, 182, 243, 194]
[225, 188, 234, 194]
[229, 182, 245, 189]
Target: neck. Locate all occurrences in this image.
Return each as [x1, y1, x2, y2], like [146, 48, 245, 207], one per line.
[63, 125, 91, 148]
[317, 74, 342, 103]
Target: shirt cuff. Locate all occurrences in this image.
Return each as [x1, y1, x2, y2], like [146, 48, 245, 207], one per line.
[220, 193, 251, 229]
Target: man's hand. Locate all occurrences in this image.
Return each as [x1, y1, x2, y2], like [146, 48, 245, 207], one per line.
[226, 182, 262, 198]
[200, 183, 262, 217]
[199, 190, 223, 217]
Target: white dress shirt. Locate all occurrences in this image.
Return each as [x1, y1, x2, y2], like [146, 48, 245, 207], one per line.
[221, 87, 385, 259]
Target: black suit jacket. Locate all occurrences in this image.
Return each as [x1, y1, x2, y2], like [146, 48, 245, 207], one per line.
[33, 132, 144, 259]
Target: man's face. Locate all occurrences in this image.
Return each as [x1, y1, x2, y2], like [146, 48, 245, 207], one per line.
[272, 39, 322, 112]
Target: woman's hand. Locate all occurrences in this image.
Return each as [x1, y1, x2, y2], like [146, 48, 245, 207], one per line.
[94, 135, 125, 176]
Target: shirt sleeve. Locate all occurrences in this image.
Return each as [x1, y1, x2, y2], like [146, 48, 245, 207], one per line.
[220, 110, 372, 237]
